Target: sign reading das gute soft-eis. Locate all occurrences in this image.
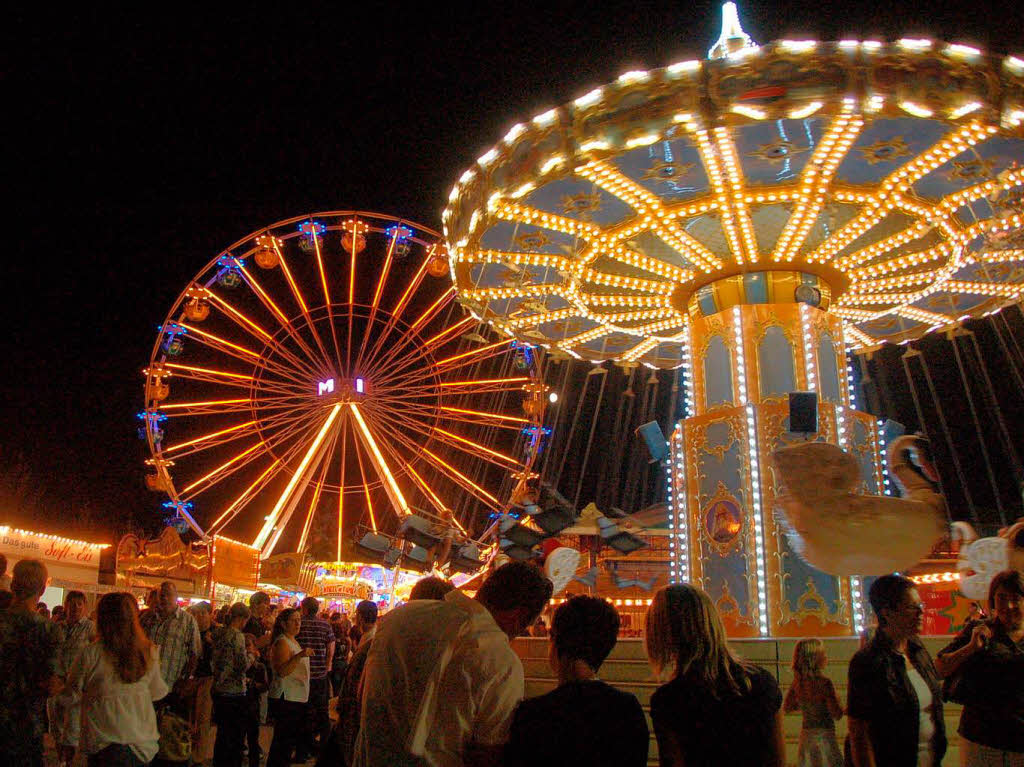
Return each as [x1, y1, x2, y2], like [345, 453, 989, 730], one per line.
[0, 527, 106, 566]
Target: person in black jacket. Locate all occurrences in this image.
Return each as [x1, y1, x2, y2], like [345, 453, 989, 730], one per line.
[847, 574, 946, 767]
[936, 569, 1024, 763]
[505, 595, 648, 767]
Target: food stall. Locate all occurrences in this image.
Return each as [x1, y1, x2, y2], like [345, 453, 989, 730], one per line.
[208, 535, 260, 605]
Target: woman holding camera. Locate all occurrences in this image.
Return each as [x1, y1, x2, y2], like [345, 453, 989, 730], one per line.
[936, 569, 1024, 765]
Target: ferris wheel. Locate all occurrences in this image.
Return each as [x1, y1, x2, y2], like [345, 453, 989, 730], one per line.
[141, 211, 545, 563]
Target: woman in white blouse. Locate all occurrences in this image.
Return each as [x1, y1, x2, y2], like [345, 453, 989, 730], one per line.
[68, 592, 168, 767]
[267, 607, 311, 767]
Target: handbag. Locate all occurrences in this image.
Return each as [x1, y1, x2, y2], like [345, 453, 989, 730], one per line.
[941, 620, 987, 704]
[941, 666, 972, 704]
[157, 708, 192, 762]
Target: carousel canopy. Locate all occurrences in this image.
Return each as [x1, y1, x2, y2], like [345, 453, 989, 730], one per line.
[443, 3, 1024, 366]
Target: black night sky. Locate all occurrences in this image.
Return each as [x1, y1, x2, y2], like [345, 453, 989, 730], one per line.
[3, 1, 1024, 541]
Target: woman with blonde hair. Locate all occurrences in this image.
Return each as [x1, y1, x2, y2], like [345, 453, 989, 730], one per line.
[645, 584, 784, 766]
[784, 638, 843, 766]
[67, 592, 168, 766]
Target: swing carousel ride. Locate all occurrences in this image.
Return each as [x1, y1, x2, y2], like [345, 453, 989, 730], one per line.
[442, 3, 1024, 636]
[141, 212, 545, 573]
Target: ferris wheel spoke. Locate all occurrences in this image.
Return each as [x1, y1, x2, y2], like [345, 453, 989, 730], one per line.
[259, 411, 332, 459]
[158, 398, 251, 417]
[349, 402, 412, 519]
[352, 422, 379, 534]
[200, 420, 335, 534]
[373, 375, 529, 399]
[175, 323, 315, 389]
[439, 376, 531, 394]
[336, 415, 349, 562]
[272, 240, 335, 373]
[165, 406, 316, 462]
[383, 338, 513, 390]
[176, 322, 261, 363]
[404, 463, 468, 533]
[344, 219, 368, 375]
[207, 457, 283, 534]
[420, 445, 501, 508]
[358, 244, 437, 369]
[365, 405, 522, 473]
[362, 417, 441, 522]
[352, 229, 400, 375]
[254, 402, 343, 551]
[363, 287, 455, 379]
[376, 332, 492, 387]
[369, 423, 470, 536]
[237, 265, 329, 376]
[248, 377, 320, 400]
[205, 288, 324, 380]
[178, 440, 266, 500]
[296, 425, 336, 554]
[363, 332, 447, 391]
[357, 409, 486, 519]
[312, 233, 344, 374]
[435, 405, 530, 430]
[161, 420, 258, 456]
[161, 363, 255, 391]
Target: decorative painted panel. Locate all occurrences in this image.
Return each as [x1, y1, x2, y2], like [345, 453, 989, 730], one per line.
[758, 325, 797, 400]
[758, 401, 851, 636]
[703, 334, 734, 409]
[817, 331, 842, 404]
[686, 408, 758, 637]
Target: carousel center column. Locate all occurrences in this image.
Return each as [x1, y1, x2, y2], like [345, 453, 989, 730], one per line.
[669, 271, 879, 637]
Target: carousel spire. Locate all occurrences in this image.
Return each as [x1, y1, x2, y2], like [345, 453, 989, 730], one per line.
[708, 2, 758, 59]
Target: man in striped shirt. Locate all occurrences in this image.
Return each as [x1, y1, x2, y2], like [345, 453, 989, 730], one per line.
[296, 597, 334, 762]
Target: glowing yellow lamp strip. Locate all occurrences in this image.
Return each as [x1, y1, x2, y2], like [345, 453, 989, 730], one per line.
[349, 403, 410, 516]
[354, 436, 378, 533]
[297, 473, 327, 555]
[165, 363, 252, 380]
[205, 291, 274, 343]
[435, 427, 521, 467]
[435, 339, 510, 367]
[440, 376, 529, 387]
[438, 405, 529, 424]
[253, 404, 342, 548]
[405, 464, 469, 535]
[336, 418, 348, 562]
[421, 316, 474, 349]
[371, 231, 398, 311]
[209, 459, 280, 532]
[163, 420, 257, 455]
[421, 446, 500, 506]
[180, 441, 264, 496]
[160, 398, 249, 410]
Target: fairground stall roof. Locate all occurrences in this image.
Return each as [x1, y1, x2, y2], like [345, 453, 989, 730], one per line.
[442, 4, 1024, 366]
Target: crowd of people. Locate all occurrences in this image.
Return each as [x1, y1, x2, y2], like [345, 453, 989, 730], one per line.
[1, 549, 1022, 767]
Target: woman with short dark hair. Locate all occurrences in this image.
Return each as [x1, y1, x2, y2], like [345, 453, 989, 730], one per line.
[506, 595, 648, 767]
[644, 584, 784, 766]
[67, 592, 168, 767]
[936, 569, 1024, 764]
[847, 574, 945, 766]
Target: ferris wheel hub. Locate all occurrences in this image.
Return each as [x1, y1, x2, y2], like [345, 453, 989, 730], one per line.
[315, 376, 369, 400]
